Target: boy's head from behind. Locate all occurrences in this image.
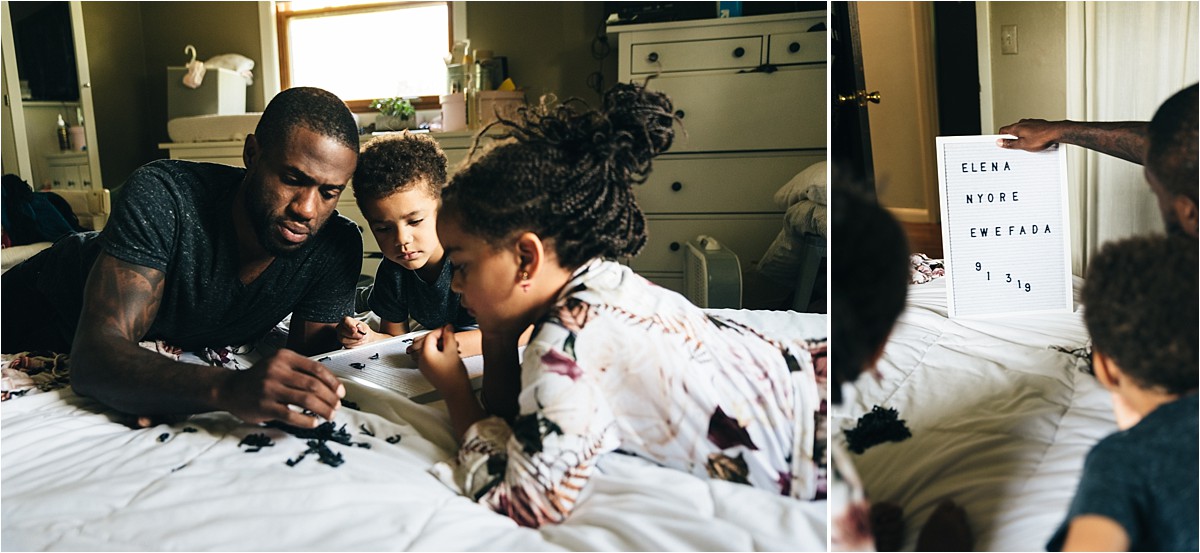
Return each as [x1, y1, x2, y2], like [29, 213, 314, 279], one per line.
[353, 132, 449, 271]
[1083, 235, 1198, 396]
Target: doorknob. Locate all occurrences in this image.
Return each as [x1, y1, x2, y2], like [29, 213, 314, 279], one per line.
[836, 90, 881, 107]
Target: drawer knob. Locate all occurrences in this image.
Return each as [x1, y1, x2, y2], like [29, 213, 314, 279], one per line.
[669, 242, 681, 252]
[789, 42, 801, 53]
[733, 47, 745, 58]
[671, 181, 683, 192]
[674, 109, 685, 119]
[647, 52, 659, 63]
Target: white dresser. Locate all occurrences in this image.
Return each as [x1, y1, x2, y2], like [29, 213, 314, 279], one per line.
[608, 12, 826, 294]
[44, 152, 95, 191]
[160, 130, 483, 279]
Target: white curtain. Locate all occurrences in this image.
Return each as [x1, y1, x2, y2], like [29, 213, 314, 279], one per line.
[1065, 1, 1199, 275]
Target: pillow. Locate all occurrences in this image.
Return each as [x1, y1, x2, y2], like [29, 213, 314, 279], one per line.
[774, 161, 827, 208]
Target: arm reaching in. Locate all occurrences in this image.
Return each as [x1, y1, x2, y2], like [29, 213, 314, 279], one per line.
[1060, 515, 1131, 552]
[70, 253, 345, 427]
[416, 325, 486, 439]
[336, 316, 408, 349]
[997, 119, 1149, 165]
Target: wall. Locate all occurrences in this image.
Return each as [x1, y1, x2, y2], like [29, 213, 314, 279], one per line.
[466, 2, 616, 107]
[81, 2, 149, 190]
[986, 2, 1067, 128]
[140, 2, 263, 146]
[857, 2, 941, 222]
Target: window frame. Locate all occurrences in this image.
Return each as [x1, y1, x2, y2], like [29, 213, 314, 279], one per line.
[276, 0, 453, 112]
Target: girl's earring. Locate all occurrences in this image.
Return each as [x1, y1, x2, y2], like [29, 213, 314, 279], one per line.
[520, 270, 531, 293]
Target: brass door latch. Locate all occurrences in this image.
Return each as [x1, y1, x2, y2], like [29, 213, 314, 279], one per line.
[836, 90, 881, 107]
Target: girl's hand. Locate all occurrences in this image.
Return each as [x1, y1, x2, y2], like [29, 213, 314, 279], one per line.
[336, 316, 376, 349]
[417, 325, 470, 393]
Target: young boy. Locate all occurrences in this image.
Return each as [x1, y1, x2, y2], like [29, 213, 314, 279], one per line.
[1049, 234, 1198, 552]
[337, 132, 481, 355]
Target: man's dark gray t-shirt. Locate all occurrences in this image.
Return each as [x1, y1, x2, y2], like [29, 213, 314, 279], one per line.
[1047, 393, 1198, 551]
[23, 159, 362, 350]
[367, 257, 474, 331]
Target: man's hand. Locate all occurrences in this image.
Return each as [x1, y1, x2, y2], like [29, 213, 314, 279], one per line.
[416, 325, 470, 393]
[997, 119, 1064, 152]
[336, 316, 378, 349]
[998, 119, 1148, 165]
[217, 348, 346, 428]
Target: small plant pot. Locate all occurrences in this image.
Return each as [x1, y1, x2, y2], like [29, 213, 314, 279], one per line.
[375, 115, 414, 131]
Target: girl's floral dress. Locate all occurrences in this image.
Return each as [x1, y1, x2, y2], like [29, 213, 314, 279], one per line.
[431, 258, 825, 527]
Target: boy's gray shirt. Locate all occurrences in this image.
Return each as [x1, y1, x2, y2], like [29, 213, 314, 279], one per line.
[1047, 393, 1199, 551]
[367, 256, 475, 330]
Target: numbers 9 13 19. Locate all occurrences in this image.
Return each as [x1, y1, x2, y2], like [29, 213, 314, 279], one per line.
[975, 261, 1032, 292]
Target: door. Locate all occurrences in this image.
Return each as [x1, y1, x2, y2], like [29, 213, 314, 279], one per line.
[1, 2, 33, 181]
[830, 1, 877, 198]
[69, 1, 101, 189]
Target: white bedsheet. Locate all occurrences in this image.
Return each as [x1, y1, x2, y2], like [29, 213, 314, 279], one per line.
[838, 277, 1114, 551]
[2, 311, 827, 551]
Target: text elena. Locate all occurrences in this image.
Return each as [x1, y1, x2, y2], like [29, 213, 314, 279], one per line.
[962, 161, 1012, 173]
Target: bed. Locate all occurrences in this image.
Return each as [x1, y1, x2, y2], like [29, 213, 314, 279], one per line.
[2, 309, 827, 551]
[835, 274, 1113, 551]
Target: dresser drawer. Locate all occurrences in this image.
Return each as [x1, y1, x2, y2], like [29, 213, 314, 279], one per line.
[769, 31, 825, 65]
[651, 65, 826, 152]
[630, 215, 782, 273]
[631, 36, 763, 74]
[638, 152, 823, 213]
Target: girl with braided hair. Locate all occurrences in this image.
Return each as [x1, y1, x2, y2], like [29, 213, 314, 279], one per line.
[415, 83, 824, 528]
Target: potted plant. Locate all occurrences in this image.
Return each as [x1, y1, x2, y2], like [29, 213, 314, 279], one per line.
[371, 97, 416, 131]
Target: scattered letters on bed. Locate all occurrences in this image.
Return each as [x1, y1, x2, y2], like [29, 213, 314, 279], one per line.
[935, 135, 1073, 317]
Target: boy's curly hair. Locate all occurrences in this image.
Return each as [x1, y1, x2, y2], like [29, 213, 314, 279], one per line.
[1083, 235, 1198, 394]
[353, 131, 448, 207]
[440, 82, 675, 268]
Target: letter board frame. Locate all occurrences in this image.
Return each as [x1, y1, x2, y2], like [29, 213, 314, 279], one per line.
[935, 134, 1073, 318]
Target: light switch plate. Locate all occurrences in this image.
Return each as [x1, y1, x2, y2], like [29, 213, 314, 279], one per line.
[1001, 24, 1018, 55]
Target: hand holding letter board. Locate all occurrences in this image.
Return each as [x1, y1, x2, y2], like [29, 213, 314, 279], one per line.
[935, 135, 1073, 318]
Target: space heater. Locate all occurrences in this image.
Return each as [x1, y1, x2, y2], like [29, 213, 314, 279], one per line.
[684, 235, 742, 309]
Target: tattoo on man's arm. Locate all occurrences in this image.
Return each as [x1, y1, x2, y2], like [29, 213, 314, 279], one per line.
[84, 255, 166, 342]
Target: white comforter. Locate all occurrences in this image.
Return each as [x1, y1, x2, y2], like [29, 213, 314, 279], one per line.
[837, 277, 1114, 551]
[2, 311, 827, 551]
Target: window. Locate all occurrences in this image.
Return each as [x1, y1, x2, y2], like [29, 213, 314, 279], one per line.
[277, 1, 452, 111]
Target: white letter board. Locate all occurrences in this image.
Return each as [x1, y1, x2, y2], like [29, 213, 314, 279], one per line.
[935, 135, 1073, 318]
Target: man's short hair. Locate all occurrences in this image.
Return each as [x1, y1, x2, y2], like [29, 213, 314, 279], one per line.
[1083, 234, 1198, 395]
[353, 132, 447, 206]
[254, 87, 359, 154]
[1147, 83, 1198, 203]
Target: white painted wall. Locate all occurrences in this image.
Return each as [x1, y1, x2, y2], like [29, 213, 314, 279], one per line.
[985, 2, 1068, 130]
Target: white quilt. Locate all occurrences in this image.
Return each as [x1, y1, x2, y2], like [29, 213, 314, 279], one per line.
[837, 277, 1114, 551]
[2, 311, 827, 551]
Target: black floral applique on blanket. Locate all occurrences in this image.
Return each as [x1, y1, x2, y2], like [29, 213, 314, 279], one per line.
[843, 405, 912, 454]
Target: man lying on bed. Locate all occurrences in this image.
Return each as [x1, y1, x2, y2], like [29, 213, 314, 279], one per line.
[0, 87, 361, 429]
[999, 83, 1198, 239]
